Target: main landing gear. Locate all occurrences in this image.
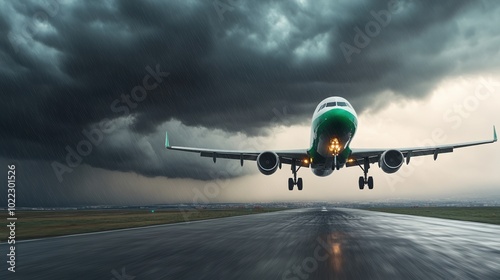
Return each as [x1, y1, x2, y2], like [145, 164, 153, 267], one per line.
[288, 159, 303, 191]
[357, 158, 374, 190]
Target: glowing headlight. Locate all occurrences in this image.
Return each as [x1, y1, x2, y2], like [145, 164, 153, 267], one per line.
[329, 138, 341, 154]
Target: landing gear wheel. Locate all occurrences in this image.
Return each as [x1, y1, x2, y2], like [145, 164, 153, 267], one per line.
[367, 176, 374, 190]
[288, 178, 294, 191]
[297, 178, 303, 191]
[357, 158, 374, 190]
[287, 159, 303, 191]
[358, 176, 364, 190]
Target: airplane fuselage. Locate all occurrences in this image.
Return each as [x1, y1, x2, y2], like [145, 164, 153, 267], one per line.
[308, 97, 358, 176]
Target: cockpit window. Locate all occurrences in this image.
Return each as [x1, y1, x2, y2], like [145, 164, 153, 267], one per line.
[317, 103, 326, 112]
[318, 100, 352, 112]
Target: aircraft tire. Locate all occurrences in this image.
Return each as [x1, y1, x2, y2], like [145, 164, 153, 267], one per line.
[368, 176, 374, 189]
[358, 176, 365, 190]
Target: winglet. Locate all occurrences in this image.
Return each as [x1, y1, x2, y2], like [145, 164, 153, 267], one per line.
[165, 131, 170, 148]
[494, 125, 497, 142]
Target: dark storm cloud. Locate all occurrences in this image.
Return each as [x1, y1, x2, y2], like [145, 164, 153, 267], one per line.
[1, 0, 499, 181]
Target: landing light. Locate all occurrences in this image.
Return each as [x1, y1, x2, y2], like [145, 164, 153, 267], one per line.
[329, 138, 341, 155]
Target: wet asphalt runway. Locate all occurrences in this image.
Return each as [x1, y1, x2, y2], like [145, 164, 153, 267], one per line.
[1, 208, 499, 279]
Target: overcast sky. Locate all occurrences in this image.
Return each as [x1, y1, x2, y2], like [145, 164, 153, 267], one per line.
[1, 0, 499, 207]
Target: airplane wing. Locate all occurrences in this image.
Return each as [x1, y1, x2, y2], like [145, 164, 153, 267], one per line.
[165, 132, 310, 167]
[346, 126, 497, 167]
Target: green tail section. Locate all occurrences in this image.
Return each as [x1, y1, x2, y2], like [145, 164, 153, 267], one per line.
[494, 126, 497, 142]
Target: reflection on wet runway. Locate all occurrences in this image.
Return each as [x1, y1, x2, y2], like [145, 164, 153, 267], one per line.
[327, 233, 343, 274]
[1, 208, 499, 279]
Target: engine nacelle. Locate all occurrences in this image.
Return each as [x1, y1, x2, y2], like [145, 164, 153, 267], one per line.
[379, 149, 404, 174]
[257, 151, 280, 175]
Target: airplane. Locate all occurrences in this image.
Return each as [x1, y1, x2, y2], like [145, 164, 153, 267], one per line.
[165, 96, 497, 191]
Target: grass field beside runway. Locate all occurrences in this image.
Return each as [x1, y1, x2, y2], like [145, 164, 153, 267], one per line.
[0, 208, 286, 241]
[366, 207, 500, 225]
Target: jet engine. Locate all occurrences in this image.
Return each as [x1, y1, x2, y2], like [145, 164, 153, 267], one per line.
[379, 149, 404, 173]
[257, 151, 280, 175]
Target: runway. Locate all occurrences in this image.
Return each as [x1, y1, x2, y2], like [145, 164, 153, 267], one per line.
[2, 208, 499, 279]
